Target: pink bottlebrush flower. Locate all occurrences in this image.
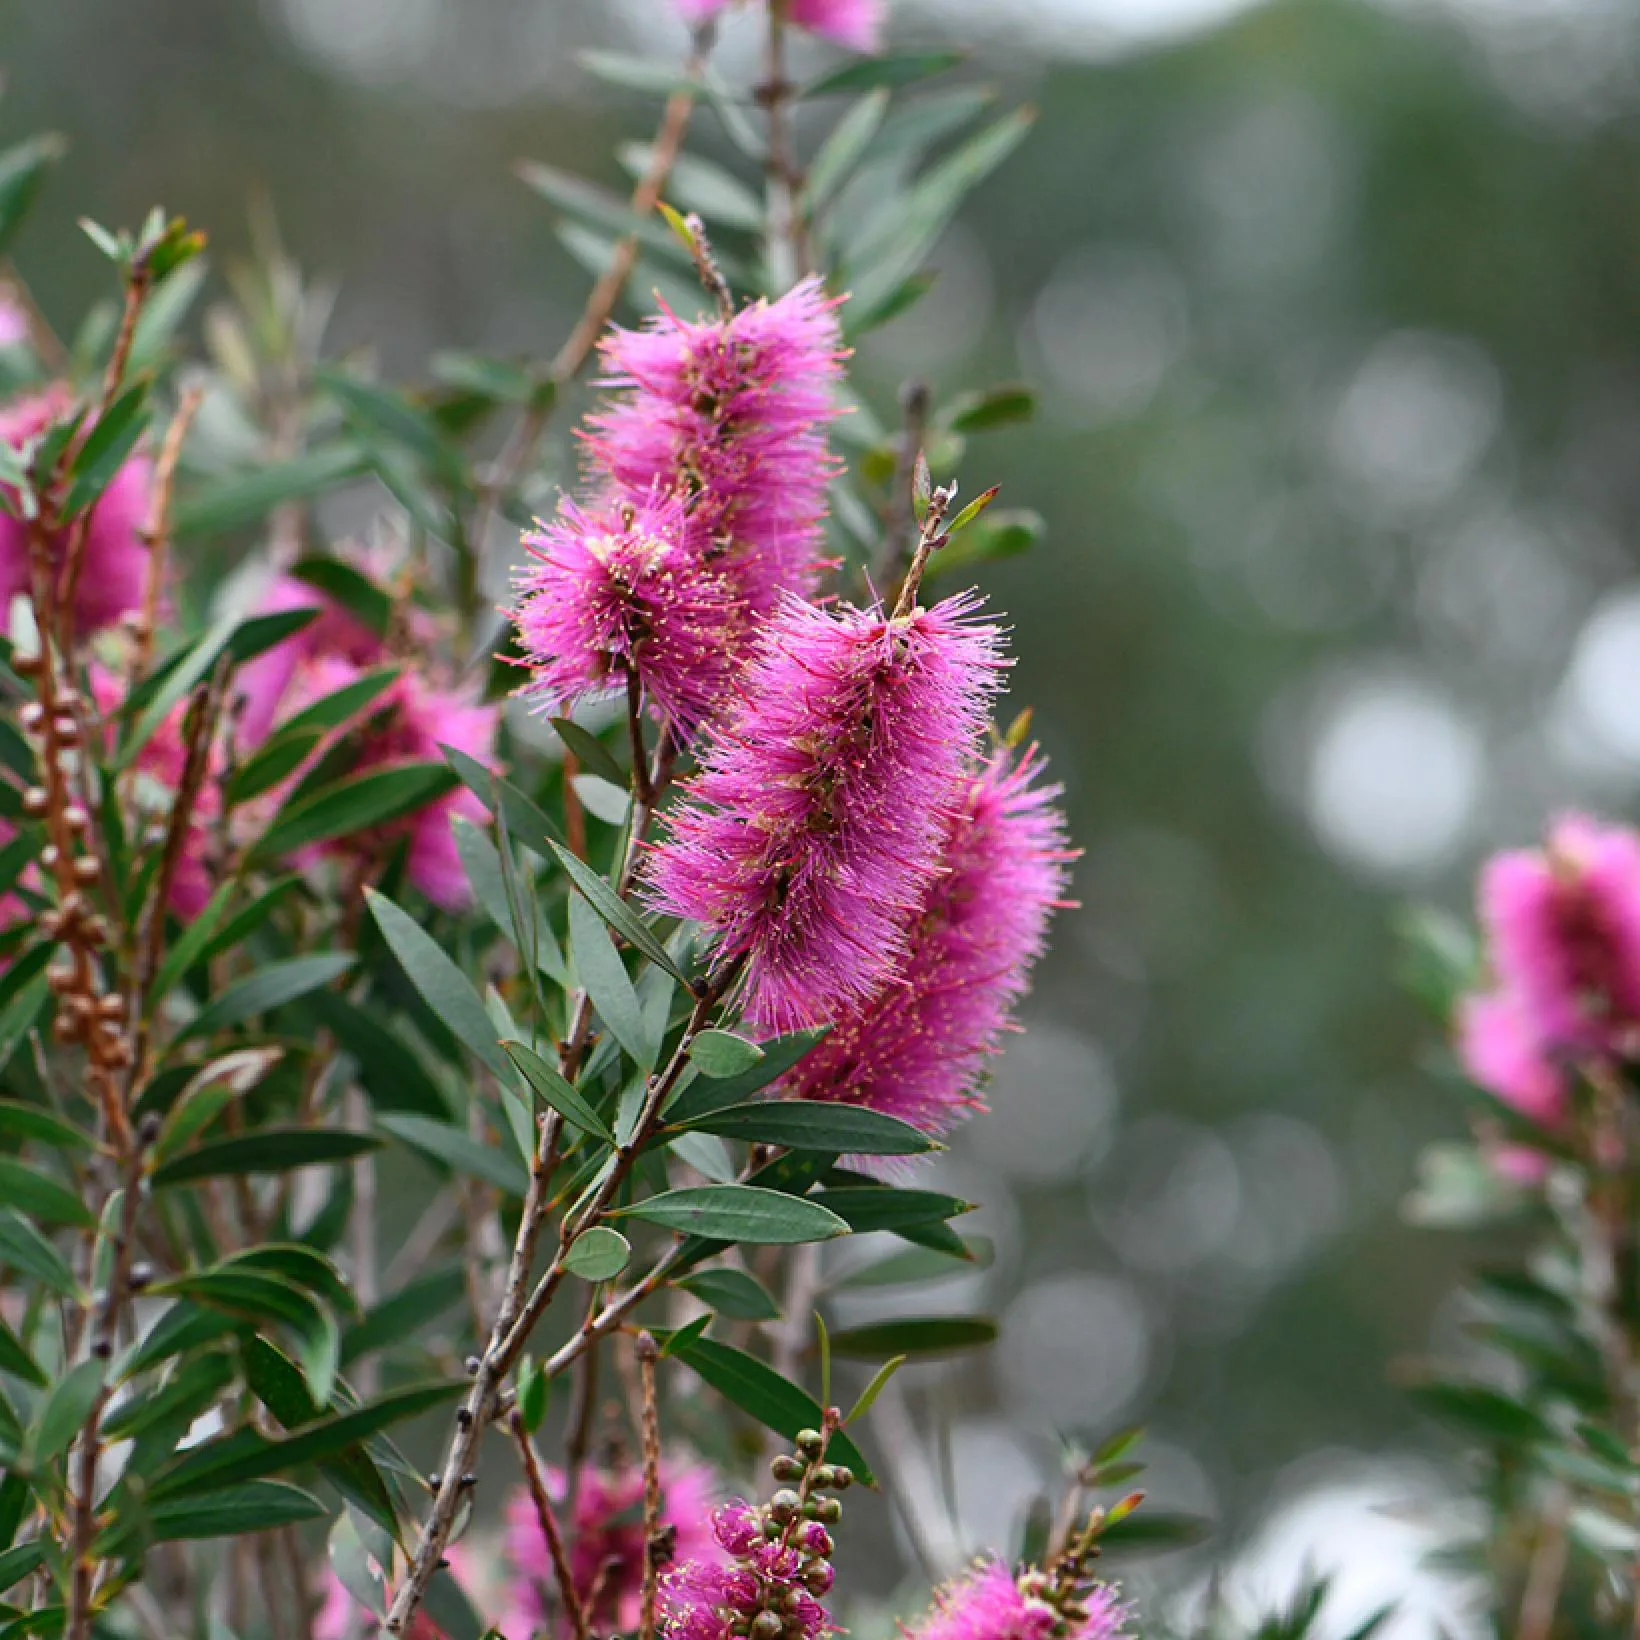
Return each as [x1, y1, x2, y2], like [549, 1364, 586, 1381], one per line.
[1456, 990, 1566, 1131]
[660, 1501, 835, 1640]
[644, 592, 1005, 1030]
[589, 277, 846, 621]
[504, 1457, 723, 1638]
[906, 1562, 1130, 1640]
[511, 493, 745, 734]
[673, 0, 884, 51]
[233, 573, 392, 747]
[1478, 813, 1640, 1057]
[271, 655, 499, 912]
[0, 386, 152, 637]
[782, 746, 1072, 1142]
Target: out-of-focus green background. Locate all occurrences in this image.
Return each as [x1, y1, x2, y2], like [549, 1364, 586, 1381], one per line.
[10, 0, 1640, 1629]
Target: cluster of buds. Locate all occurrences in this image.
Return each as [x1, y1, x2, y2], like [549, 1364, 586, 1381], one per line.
[658, 1420, 849, 1640]
[13, 651, 128, 1076]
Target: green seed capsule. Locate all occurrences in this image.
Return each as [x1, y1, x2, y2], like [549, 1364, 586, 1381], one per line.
[753, 1612, 785, 1640]
[771, 1456, 806, 1483]
[795, 1428, 825, 1460]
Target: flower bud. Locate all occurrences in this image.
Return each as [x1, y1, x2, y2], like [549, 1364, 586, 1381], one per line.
[795, 1428, 825, 1460]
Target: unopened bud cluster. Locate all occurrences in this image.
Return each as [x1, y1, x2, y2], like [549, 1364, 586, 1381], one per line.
[658, 1420, 847, 1640]
[14, 650, 130, 1080]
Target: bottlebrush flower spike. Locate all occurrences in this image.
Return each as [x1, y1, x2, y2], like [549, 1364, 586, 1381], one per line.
[588, 277, 845, 620]
[1476, 812, 1640, 1057]
[0, 385, 152, 637]
[673, 0, 885, 51]
[782, 745, 1072, 1142]
[644, 591, 1005, 1030]
[906, 1562, 1130, 1640]
[504, 1457, 722, 1637]
[511, 493, 745, 734]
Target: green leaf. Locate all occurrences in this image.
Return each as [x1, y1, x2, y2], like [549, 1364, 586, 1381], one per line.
[173, 444, 366, 539]
[678, 1267, 781, 1321]
[0, 1543, 43, 1597]
[1406, 1381, 1552, 1446]
[670, 1335, 873, 1483]
[619, 1185, 849, 1245]
[156, 1048, 285, 1162]
[550, 840, 689, 985]
[256, 762, 457, 861]
[139, 1479, 327, 1543]
[340, 1264, 467, 1366]
[224, 725, 326, 807]
[686, 1030, 765, 1080]
[0, 1210, 78, 1298]
[173, 953, 357, 1043]
[0, 1158, 96, 1228]
[939, 384, 1035, 434]
[154, 1127, 379, 1188]
[665, 1029, 829, 1121]
[365, 888, 510, 1080]
[502, 1040, 613, 1143]
[1095, 1511, 1211, 1554]
[442, 748, 565, 853]
[27, 1357, 104, 1465]
[568, 891, 656, 1070]
[551, 717, 627, 787]
[0, 1316, 43, 1387]
[151, 1378, 465, 1500]
[119, 609, 240, 765]
[0, 134, 67, 260]
[804, 90, 889, 208]
[308, 990, 451, 1119]
[282, 664, 402, 738]
[839, 1237, 991, 1288]
[0, 1100, 91, 1153]
[843, 1354, 906, 1425]
[377, 1113, 529, 1198]
[926, 508, 1043, 582]
[63, 380, 150, 517]
[563, 1226, 632, 1282]
[684, 1101, 935, 1156]
[810, 1186, 973, 1235]
[826, 1316, 997, 1357]
[804, 51, 965, 98]
[578, 49, 699, 96]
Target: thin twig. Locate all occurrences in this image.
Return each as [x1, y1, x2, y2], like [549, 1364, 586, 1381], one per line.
[759, 0, 809, 287]
[131, 384, 203, 686]
[637, 1331, 664, 1640]
[509, 1410, 591, 1640]
[871, 381, 931, 595]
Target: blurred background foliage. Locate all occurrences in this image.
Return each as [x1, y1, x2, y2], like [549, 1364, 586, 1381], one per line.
[10, 0, 1640, 1630]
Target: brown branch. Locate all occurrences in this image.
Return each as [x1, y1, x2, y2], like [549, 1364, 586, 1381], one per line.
[131, 385, 203, 686]
[637, 1332, 663, 1640]
[891, 479, 957, 621]
[509, 1410, 591, 1640]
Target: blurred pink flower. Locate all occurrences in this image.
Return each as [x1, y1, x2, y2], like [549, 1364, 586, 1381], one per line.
[1478, 813, 1640, 1058]
[644, 592, 1004, 1030]
[782, 745, 1073, 1144]
[272, 655, 498, 911]
[505, 1457, 722, 1637]
[673, 0, 884, 50]
[314, 1545, 477, 1640]
[232, 572, 392, 747]
[0, 386, 152, 637]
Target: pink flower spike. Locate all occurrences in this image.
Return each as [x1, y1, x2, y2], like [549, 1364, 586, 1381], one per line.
[906, 1562, 1129, 1640]
[644, 591, 1006, 1030]
[511, 492, 745, 734]
[1456, 990, 1566, 1131]
[0, 386, 151, 638]
[505, 1457, 723, 1638]
[660, 1498, 834, 1640]
[589, 277, 846, 621]
[1478, 812, 1640, 1057]
[670, 0, 884, 50]
[782, 745, 1073, 1144]
[789, 0, 884, 50]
